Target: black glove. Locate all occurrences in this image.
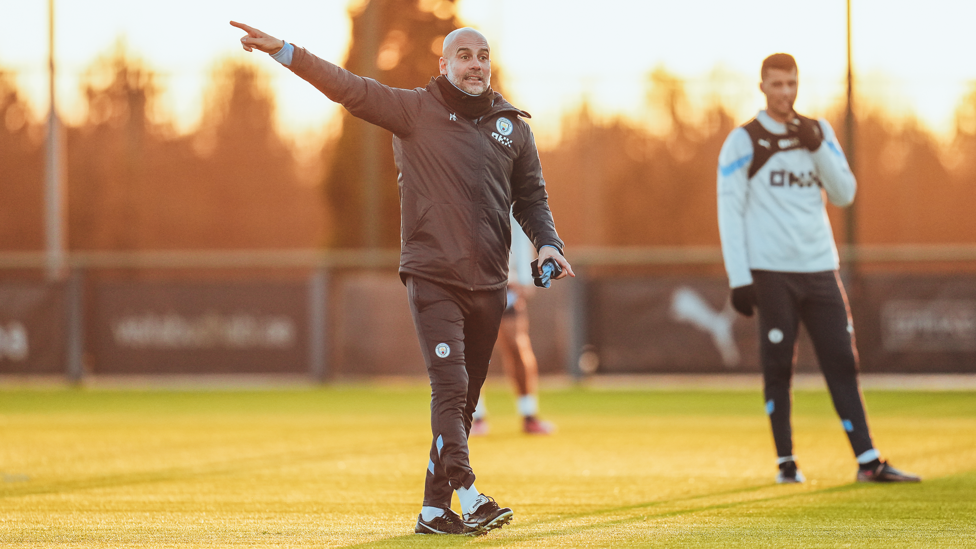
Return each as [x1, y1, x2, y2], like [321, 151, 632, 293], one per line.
[530, 257, 563, 288]
[731, 285, 757, 317]
[786, 115, 823, 151]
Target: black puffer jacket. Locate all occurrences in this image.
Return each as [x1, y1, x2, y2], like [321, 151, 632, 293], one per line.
[287, 46, 564, 291]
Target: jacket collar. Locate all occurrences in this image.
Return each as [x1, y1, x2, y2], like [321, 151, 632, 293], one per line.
[426, 77, 531, 120]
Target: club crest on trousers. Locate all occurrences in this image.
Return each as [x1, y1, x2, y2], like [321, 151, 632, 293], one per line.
[435, 343, 451, 358]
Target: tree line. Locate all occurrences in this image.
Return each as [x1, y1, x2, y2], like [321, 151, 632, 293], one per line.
[2, 0, 974, 255]
[0, 49, 324, 252]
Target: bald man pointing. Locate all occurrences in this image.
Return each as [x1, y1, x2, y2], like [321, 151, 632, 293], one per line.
[231, 22, 573, 535]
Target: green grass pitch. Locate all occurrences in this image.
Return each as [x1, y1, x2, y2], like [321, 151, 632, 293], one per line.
[1, 383, 974, 547]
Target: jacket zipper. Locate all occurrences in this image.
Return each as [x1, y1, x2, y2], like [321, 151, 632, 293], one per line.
[470, 116, 488, 290]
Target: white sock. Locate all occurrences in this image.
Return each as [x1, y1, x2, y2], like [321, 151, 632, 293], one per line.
[421, 506, 446, 521]
[456, 484, 480, 515]
[517, 394, 538, 417]
[777, 455, 797, 465]
[473, 396, 487, 420]
[856, 448, 880, 464]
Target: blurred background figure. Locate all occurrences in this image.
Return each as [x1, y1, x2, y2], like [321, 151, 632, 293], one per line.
[471, 216, 555, 436]
[717, 53, 920, 485]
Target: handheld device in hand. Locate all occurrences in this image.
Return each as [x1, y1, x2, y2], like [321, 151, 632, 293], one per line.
[531, 258, 563, 288]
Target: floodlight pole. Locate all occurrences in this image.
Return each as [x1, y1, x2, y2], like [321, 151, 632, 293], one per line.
[360, 0, 381, 249]
[45, 0, 66, 281]
[844, 0, 857, 273]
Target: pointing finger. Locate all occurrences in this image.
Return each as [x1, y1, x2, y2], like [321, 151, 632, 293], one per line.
[550, 255, 574, 279]
[229, 20, 259, 36]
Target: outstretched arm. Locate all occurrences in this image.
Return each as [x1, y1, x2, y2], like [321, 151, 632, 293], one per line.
[230, 21, 284, 55]
[231, 21, 419, 136]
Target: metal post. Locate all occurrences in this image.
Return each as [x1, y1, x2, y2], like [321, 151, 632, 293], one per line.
[566, 268, 588, 380]
[308, 266, 330, 382]
[361, 1, 381, 249]
[45, 0, 66, 281]
[844, 0, 857, 268]
[66, 268, 84, 383]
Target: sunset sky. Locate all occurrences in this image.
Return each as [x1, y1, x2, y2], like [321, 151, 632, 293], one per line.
[2, 0, 974, 144]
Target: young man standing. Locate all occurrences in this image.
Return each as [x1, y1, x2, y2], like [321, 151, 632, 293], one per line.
[717, 53, 920, 485]
[231, 22, 573, 535]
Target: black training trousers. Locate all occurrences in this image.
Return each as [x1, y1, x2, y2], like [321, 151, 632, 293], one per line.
[752, 270, 875, 460]
[406, 276, 507, 509]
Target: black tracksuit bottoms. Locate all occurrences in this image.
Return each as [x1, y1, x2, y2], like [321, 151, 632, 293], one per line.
[752, 270, 875, 460]
[406, 275, 507, 509]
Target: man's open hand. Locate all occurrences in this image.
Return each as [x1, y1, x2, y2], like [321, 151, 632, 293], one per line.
[230, 21, 284, 55]
[537, 246, 575, 280]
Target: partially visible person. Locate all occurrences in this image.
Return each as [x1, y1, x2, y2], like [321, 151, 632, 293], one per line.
[717, 53, 920, 485]
[471, 217, 556, 436]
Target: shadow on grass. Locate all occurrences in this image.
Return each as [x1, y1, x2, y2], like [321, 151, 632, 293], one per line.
[340, 472, 972, 548]
[0, 438, 414, 500]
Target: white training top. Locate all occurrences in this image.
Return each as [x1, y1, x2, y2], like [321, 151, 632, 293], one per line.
[717, 110, 856, 289]
[509, 213, 534, 287]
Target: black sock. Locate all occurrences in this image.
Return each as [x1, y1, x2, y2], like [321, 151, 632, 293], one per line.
[859, 458, 882, 471]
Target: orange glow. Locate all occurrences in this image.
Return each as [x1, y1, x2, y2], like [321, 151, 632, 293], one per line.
[2, 0, 975, 142]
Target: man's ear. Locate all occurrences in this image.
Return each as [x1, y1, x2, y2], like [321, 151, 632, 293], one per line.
[438, 57, 448, 75]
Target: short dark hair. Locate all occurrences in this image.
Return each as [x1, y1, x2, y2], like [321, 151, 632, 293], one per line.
[761, 53, 797, 80]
